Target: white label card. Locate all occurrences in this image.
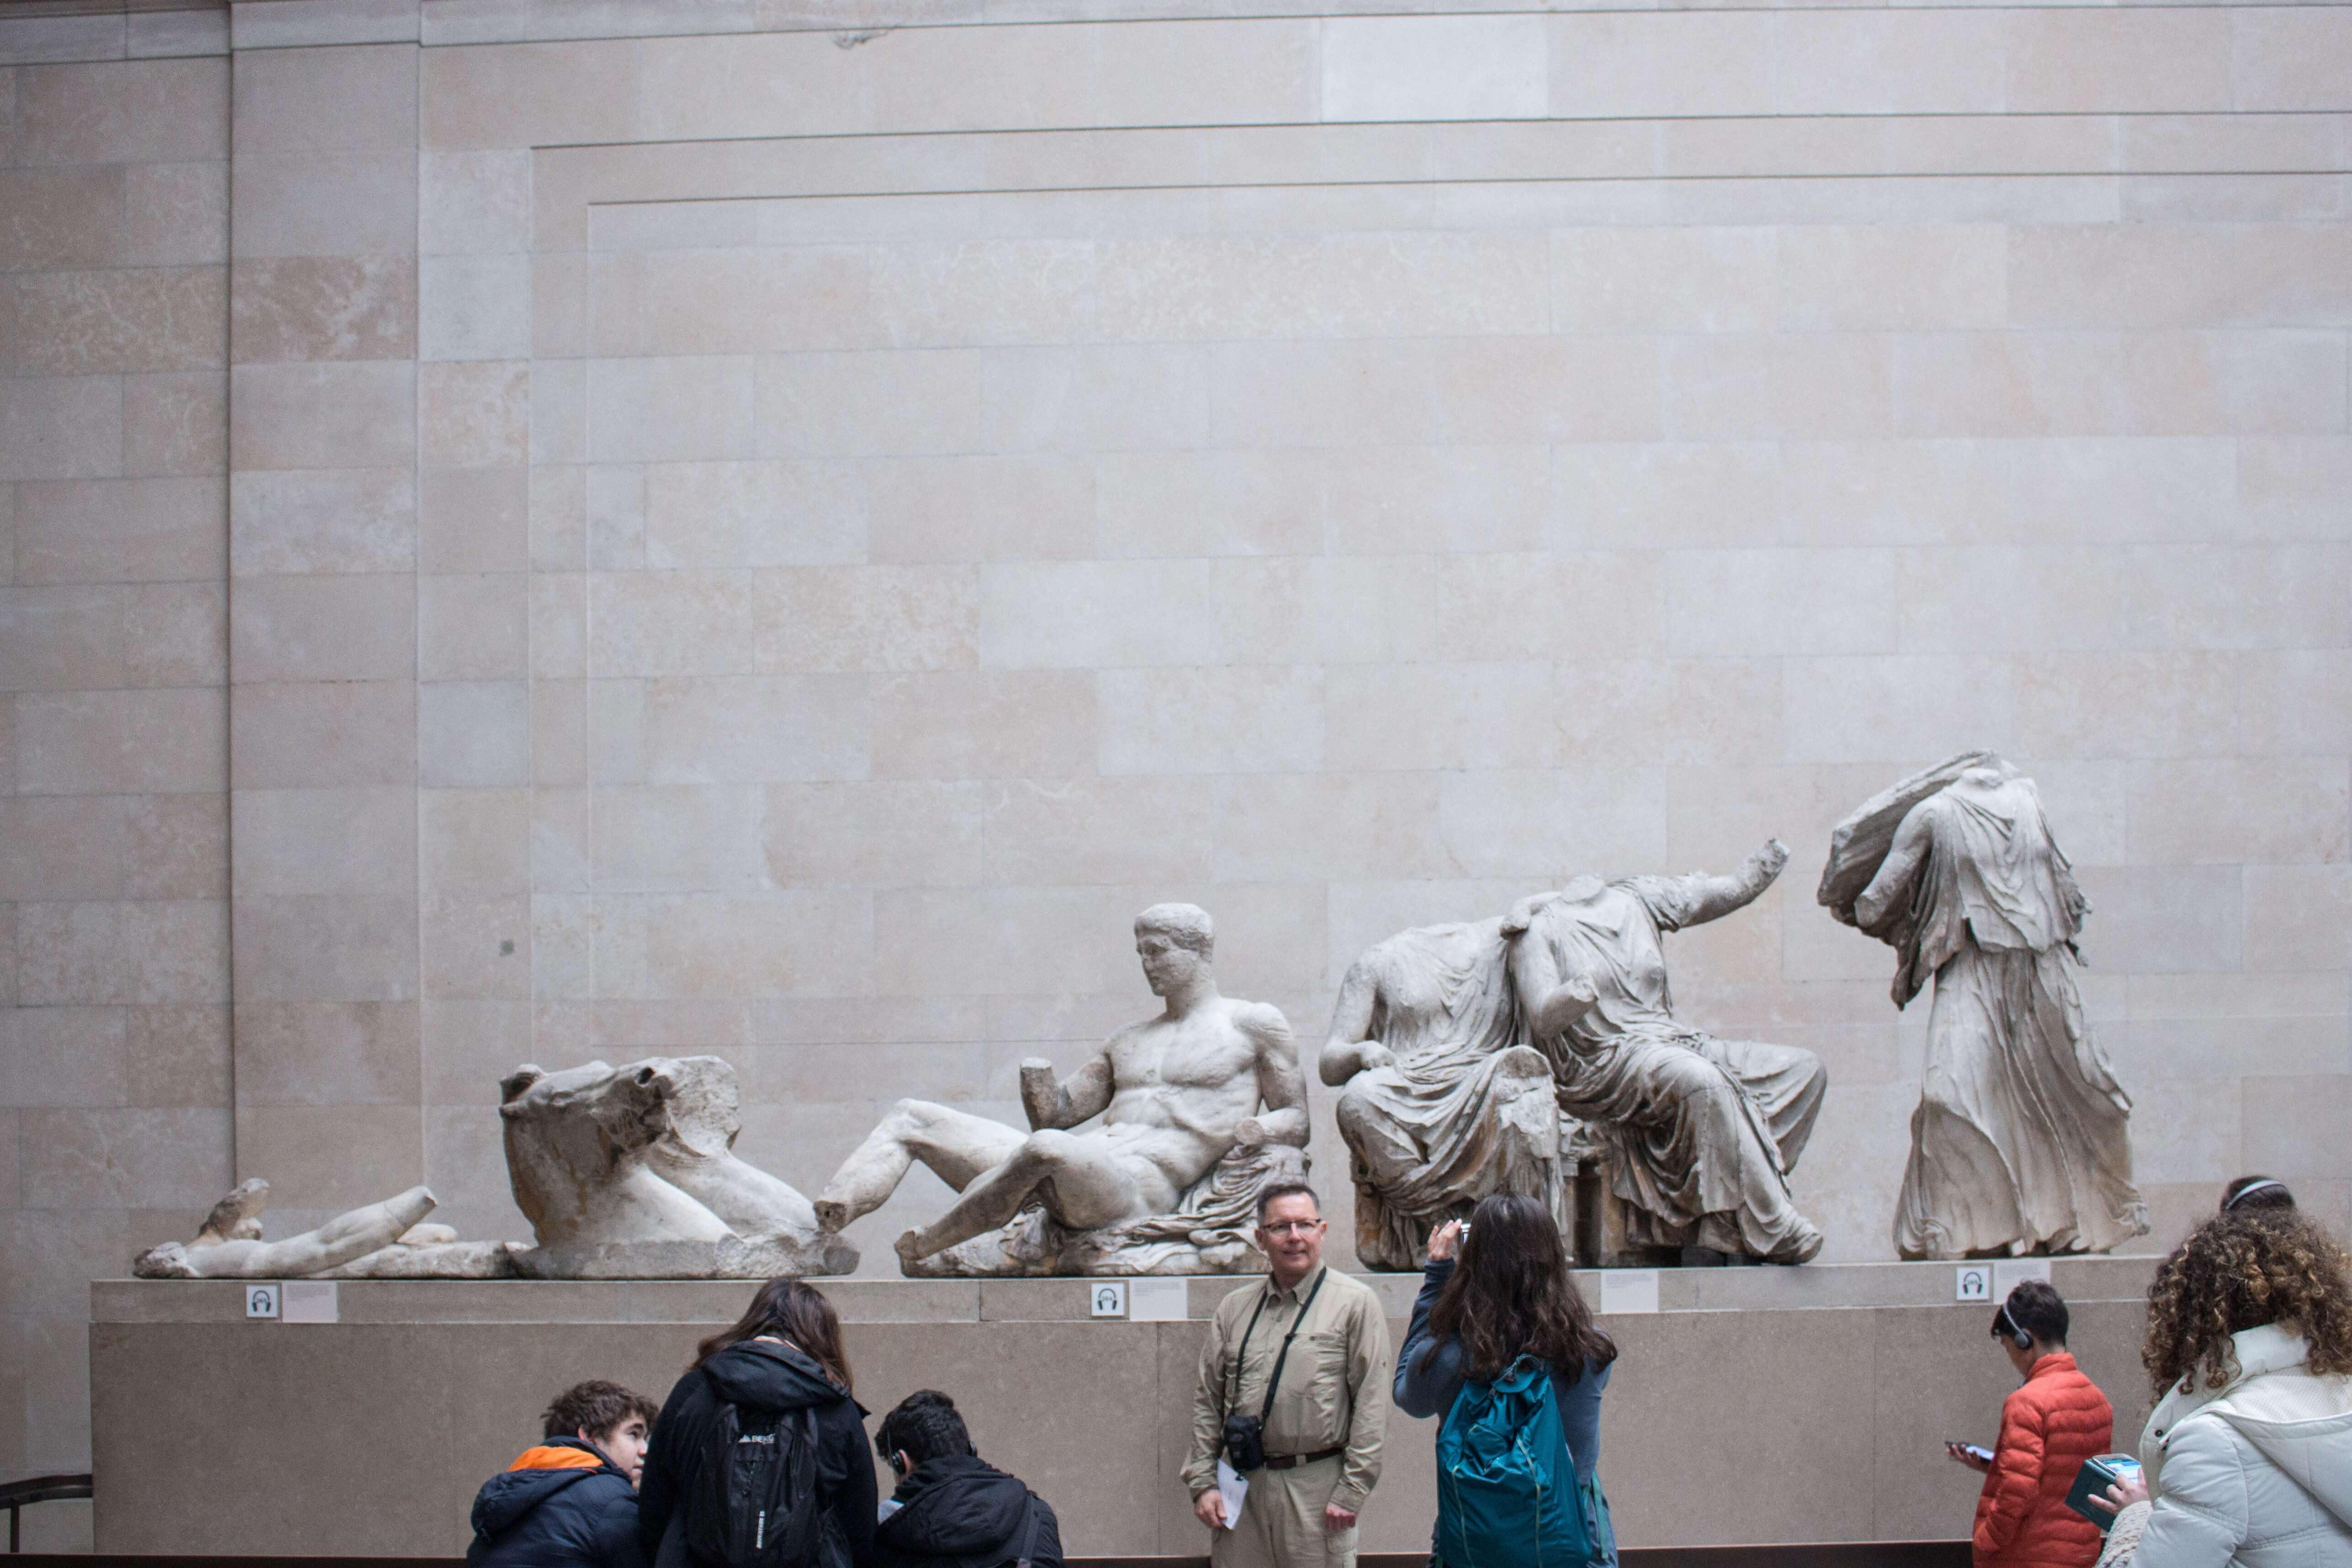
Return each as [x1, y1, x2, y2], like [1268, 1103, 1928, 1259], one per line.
[1128, 1278, 1189, 1322]
[1993, 1258, 2053, 1296]
[1089, 1281, 1127, 1318]
[281, 1280, 338, 1324]
[1599, 1269, 1660, 1316]
[1956, 1265, 1993, 1302]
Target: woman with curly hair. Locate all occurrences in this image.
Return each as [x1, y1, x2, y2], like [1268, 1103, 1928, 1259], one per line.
[2093, 1210, 2352, 1567]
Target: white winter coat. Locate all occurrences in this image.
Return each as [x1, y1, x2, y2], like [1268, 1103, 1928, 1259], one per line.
[2120, 1323, 2352, 1568]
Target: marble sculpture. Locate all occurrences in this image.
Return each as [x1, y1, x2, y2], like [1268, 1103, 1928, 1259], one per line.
[1328, 840, 1830, 1266]
[133, 1178, 516, 1278]
[1821, 753, 2149, 1260]
[133, 1056, 855, 1281]
[1320, 922, 1577, 1272]
[500, 1055, 856, 1278]
[815, 902, 1311, 1276]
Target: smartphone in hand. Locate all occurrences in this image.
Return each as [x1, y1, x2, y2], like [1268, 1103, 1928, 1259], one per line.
[1946, 1441, 1995, 1466]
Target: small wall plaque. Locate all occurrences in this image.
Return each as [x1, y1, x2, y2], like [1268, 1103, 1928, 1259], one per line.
[1128, 1278, 1188, 1321]
[1089, 1281, 1127, 1318]
[1993, 1258, 2053, 1297]
[281, 1281, 338, 1324]
[1599, 1269, 1660, 1316]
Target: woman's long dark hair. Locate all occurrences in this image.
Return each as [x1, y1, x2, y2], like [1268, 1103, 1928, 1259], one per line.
[1418, 1192, 1616, 1381]
[694, 1276, 855, 1393]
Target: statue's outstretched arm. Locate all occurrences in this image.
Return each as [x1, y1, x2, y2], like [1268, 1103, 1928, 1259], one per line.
[1020, 1053, 1115, 1130]
[1665, 838, 1791, 928]
[1316, 960, 1386, 1087]
[1244, 1006, 1310, 1147]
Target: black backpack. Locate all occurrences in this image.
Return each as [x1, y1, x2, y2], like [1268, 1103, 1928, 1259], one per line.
[684, 1402, 824, 1568]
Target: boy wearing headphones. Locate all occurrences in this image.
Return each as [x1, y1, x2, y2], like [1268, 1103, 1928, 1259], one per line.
[873, 1390, 1063, 1568]
[1948, 1281, 2114, 1568]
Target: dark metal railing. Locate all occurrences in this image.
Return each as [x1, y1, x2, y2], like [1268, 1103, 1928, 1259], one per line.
[0, 1475, 92, 1554]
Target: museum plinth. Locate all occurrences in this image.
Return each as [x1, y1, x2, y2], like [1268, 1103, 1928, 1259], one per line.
[91, 1257, 2161, 1556]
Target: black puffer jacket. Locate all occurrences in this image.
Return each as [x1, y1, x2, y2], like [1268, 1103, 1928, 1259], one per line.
[638, 1340, 876, 1568]
[467, 1441, 647, 1568]
[875, 1457, 1061, 1568]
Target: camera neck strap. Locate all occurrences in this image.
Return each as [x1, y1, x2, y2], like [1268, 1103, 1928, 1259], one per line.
[1230, 1265, 1328, 1423]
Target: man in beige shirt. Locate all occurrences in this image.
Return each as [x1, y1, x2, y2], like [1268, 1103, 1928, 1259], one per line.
[1184, 1183, 1393, 1568]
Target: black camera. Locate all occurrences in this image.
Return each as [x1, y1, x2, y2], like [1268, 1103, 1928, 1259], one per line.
[1223, 1412, 1268, 1474]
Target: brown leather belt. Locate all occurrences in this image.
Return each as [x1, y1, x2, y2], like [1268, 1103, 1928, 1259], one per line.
[1263, 1447, 1344, 1471]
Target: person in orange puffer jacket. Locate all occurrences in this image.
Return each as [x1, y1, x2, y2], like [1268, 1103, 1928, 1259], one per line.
[1949, 1282, 2114, 1568]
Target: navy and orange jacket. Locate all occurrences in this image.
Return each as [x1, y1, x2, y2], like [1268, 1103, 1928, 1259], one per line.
[468, 1438, 647, 1568]
[1972, 1352, 2113, 1568]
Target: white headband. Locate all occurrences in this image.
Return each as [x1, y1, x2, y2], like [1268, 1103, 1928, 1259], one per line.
[2225, 1179, 2289, 1210]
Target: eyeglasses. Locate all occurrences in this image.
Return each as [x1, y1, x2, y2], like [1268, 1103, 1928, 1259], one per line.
[1260, 1220, 1322, 1236]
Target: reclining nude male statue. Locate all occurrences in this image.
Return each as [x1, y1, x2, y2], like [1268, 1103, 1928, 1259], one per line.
[815, 903, 1310, 1276]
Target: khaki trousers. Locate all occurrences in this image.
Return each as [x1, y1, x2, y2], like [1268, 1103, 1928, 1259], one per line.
[1210, 1457, 1358, 1568]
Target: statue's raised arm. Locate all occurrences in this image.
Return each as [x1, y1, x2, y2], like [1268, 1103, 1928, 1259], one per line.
[1020, 1053, 1115, 1131]
[1650, 838, 1791, 929]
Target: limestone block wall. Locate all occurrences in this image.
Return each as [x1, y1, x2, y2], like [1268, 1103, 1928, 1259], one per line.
[0, 11, 233, 1547]
[2, 0, 2350, 1547]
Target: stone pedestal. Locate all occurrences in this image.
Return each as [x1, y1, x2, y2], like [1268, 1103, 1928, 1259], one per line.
[91, 1259, 2160, 1556]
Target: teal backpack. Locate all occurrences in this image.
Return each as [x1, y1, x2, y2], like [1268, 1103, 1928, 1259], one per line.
[1434, 1355, 1616, 1568]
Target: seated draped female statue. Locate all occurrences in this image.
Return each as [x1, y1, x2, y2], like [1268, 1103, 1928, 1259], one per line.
[1327, 840, 1829, 1267]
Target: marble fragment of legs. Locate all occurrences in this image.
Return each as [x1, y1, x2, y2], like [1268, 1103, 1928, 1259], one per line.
[135, 1185, 439, 1278]
[815, 1098, 1157, 1264]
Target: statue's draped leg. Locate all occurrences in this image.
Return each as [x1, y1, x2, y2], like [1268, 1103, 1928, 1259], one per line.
[1895, 944, 2145, 1259]
[1339, 1046, 1562, 1271]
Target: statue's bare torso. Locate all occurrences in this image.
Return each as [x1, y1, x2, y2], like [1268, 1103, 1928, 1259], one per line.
[1085, 997, 1294, 1205]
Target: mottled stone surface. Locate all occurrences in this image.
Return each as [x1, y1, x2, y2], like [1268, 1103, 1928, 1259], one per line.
[88, 1260, 2167, 1554]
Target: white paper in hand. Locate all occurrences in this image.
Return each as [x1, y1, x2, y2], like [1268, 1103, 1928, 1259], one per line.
[1214, 1459, 1248, 1530]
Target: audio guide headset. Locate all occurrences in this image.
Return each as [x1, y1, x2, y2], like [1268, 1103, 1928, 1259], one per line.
[2224, 1178, 2290, 1211]
[1992, 1300, 2033, 1352]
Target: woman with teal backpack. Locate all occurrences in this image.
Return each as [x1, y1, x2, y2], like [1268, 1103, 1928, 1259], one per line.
[1394, 1193, 1618, 1568]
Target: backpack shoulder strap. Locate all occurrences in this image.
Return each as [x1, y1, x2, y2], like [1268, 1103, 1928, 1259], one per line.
[1012, 1494, 1047, 1568]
